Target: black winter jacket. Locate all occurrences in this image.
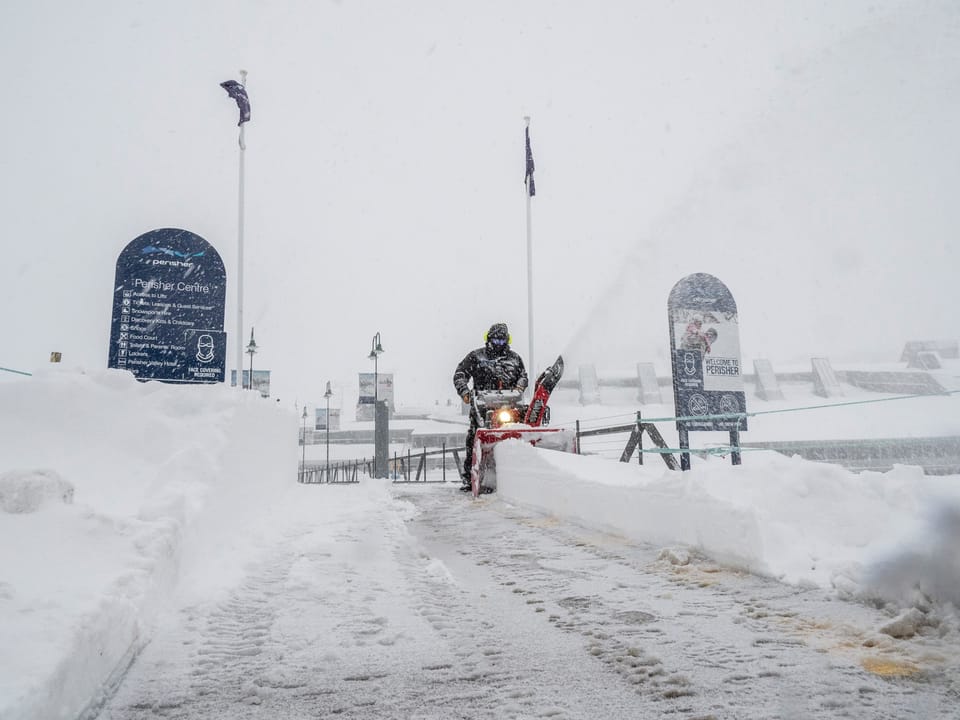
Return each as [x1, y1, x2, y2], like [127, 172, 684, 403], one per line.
[453, 347, 528, 397]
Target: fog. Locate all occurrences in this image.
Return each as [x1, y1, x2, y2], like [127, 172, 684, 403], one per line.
[1, 0, 955, 406]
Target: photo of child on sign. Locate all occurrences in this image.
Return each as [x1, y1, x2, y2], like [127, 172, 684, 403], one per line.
[680, 317, 718, 354]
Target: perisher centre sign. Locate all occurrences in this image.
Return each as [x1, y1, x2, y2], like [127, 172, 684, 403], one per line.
[108, 228, 227, 383]
[667, 273, 747, 431]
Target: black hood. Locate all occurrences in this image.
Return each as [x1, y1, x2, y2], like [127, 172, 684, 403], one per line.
[485, 323, 509, 356]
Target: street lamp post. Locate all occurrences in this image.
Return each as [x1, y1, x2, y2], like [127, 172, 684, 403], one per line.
[368, 332, 383, 407]
[368, 332, 385, 477]
[246, 328, 258, 391]
[301, 405, 308, 474]
[324, 381, 333, 480]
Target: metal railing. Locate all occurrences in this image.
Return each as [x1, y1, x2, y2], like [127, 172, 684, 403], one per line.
[298, 460, 362, 484]
[387, 444, 462, 483]
[570, 411, 679, 470]
[298, 443, 463, 484]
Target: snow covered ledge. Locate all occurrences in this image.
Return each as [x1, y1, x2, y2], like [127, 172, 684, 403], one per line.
[0, 368, 297, 720]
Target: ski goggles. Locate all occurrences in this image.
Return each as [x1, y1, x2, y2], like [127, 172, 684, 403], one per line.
[488, 338, 508, 346]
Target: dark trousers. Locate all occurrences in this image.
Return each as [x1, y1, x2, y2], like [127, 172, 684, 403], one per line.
[463, 415, 480, 480]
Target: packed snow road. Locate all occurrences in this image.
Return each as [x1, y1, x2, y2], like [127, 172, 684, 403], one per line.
[95, 481, 956, 719]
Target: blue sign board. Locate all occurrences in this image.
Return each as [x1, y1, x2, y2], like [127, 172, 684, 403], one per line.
[108, 228, 227, 383]
[668, 273, 747, 432]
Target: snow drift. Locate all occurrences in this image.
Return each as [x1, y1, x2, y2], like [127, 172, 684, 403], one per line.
[0, 367, 296, 720]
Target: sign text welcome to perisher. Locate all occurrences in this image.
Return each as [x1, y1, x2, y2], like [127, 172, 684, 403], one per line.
[107, 228, 227, 383]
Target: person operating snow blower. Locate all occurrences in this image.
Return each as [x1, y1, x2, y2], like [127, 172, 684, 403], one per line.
[452, 323, 528, 492]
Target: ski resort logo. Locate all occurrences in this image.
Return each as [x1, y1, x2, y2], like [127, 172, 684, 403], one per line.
[140, 246, 206, 268]
[688, 295, 718, 305]
[140, 246, 206, 259]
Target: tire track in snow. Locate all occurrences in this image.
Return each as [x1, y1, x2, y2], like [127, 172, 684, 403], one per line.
[97, 489, 644, 719]
[403, 485, 958, 719]
[95, 483, 957, 719]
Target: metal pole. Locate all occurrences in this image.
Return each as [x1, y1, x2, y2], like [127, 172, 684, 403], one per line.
[326, 395, 330, 479]
[730, 428, 742, 466]
[679, 426, 690, 471]
[235, 69, 247, 389]
[636, 410, 643, 465]
[301, 407, 307, 475]
[524, 115, 535, 375]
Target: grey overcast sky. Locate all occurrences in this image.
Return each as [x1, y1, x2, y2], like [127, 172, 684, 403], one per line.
[1, 0, 957, 407]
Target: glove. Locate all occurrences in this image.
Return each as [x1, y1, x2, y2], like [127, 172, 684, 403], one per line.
[462, 393, 471, 404]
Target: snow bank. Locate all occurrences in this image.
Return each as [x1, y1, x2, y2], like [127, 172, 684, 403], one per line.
[0, 367, 297, 720]
[495, 440, 960, 610]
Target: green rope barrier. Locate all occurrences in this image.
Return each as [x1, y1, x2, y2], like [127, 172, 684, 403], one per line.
[637, 446, 730, 456]
[638, 445, 774, 456]
[636, 388, 960, 425]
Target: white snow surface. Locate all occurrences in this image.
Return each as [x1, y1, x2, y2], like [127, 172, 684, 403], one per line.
[1, 366, 959, 719]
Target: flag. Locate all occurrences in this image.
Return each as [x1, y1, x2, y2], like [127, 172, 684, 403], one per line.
[220, 80, 251, 126]
[524, 126, 536, 197]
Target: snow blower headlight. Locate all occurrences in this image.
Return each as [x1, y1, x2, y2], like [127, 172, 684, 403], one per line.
[497, 409, 515, 424]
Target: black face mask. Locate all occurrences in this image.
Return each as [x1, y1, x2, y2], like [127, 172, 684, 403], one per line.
[486, 337, 509, 356]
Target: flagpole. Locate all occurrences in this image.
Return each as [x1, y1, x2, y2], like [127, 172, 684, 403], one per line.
[524, 116, 535, 375]
[235, 69, 247, 388]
